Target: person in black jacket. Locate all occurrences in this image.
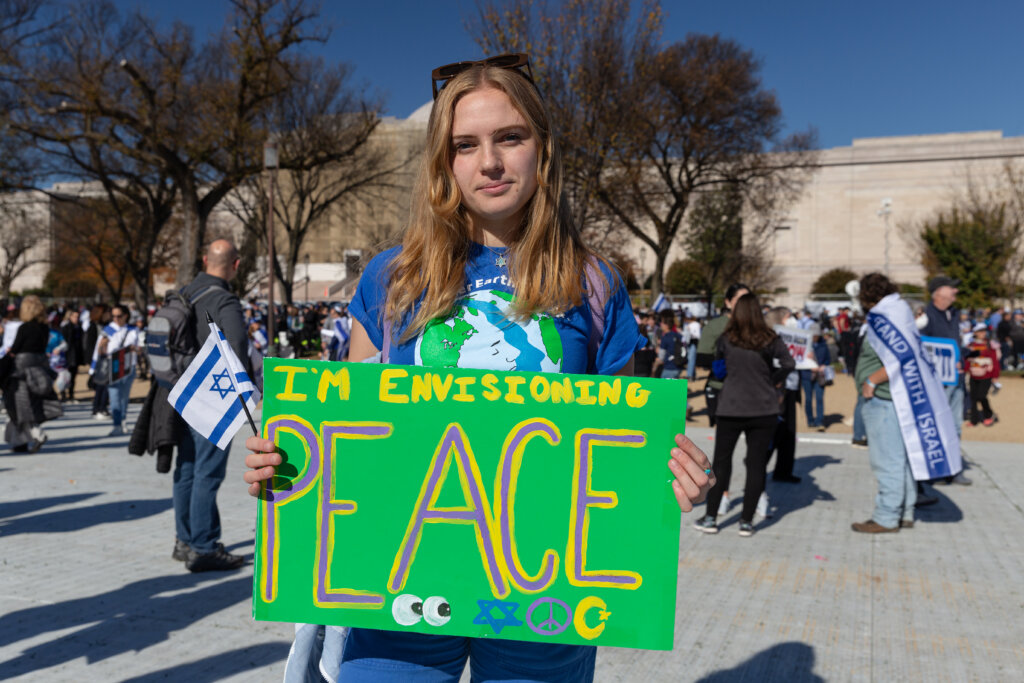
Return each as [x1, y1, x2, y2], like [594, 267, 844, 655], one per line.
[693, 293, 795, 537]
[59, 309, 85, 402]
[5, 296, 62, 452]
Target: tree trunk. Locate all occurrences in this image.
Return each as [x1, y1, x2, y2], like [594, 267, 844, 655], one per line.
[176, 178, 201, 287]
[650, 248, 668, 307]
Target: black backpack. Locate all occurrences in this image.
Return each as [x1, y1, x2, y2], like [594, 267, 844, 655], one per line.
[146, 286, 216, 388]
[667, 331, 685, 367]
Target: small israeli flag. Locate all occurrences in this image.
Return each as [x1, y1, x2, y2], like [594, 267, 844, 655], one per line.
[332, 317, 351, 361]
[168, 322, 260, 450]
[652, 293, 669, 312]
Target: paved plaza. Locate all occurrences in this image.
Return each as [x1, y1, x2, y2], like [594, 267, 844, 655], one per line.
[1, 401, 1022, 681]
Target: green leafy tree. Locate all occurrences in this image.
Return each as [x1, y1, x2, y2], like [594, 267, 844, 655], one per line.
[682, 185, 744, 310]
[919, 204, 1020, 309]
[665, 258, 704, 295]
[811, 267, 858, 296]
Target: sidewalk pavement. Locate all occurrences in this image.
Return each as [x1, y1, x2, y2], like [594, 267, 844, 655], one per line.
[1, 403, 1022, 681]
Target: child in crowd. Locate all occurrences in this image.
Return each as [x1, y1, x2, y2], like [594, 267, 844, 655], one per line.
[966, 323, 999, 426]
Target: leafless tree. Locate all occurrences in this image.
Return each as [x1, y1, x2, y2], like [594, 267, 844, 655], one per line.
[472, 0, 660, 246]
[595, 35, 816, 300]
[227, 57, 419, 303]
[0, 195, 50, 298]
[472, 3, 816, 300]
[20, 0, 325, 289]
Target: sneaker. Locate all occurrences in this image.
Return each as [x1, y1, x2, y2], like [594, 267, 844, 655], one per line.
[28, 434, 47, 453]
[899, 520, 915, 529]
[738, 521, 755, 537]
[755, 491, 772, 520]
[992, 381, 1001, 394]
[851, 438, 868, 449]
[717, 492, 730, 516]
[692, 515, 719, 534]
[92, 412, 107, 421]
[186, 543, 245, 572]
[851, 520, 898, 533]
[108, 426, 125, 437]
[172, 538, 192, 562]
[816, 424, 826, 432]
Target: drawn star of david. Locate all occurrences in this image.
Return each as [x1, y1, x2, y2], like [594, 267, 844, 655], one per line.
[473, 599, 522, 634]
[209, 368, 234, 400]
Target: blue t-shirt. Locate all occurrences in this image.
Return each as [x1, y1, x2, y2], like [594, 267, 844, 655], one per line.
[349, 244, 644, 375]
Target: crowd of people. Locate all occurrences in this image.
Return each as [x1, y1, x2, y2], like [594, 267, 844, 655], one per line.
[0, 48, 1010, 682]
[630, 272, 994, 536]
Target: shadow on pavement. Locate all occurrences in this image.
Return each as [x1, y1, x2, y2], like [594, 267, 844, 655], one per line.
[0, 498, 171, 536]
[0, 574, 252, 678]
[0, 492, 102, 520]
[713, 454, 841, 531]
[119, 641, 292, 682]
[695, 641, 823, 682]
[914, 485, 964, 523]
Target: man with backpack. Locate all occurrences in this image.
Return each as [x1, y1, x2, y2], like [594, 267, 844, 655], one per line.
[171, 239, 253, 572]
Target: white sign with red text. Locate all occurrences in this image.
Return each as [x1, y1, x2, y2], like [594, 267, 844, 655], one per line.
[774, 326, 817, 370]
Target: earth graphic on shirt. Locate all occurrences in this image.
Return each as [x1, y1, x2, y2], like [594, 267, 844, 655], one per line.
[415, 289, 563, 372]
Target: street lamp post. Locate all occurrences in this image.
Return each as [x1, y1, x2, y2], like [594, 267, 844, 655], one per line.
[638, 246, 647, 303]
[264, 140, 279, 356]
[878, 198, 893, 277]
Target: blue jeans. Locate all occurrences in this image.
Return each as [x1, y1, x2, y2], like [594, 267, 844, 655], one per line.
[283, 624, 347, 683]
[944, 383, 963, 438]
[686, 343, 697, 380]
[107, 369, 135, 428]
[173, 425, 231, 554]
[801, 375, 824, 427]
[852, 394, 867, 441]
[340, 629, 595, 682]
[862, 398, 916, 527]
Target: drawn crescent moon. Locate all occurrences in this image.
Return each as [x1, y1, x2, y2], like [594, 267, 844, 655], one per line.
[573, 596, 608, 640]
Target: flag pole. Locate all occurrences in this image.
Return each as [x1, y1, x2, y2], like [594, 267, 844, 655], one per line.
[206, 312, 259, 437]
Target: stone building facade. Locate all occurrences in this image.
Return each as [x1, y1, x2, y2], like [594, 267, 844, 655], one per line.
[3, 117, 1022, 309]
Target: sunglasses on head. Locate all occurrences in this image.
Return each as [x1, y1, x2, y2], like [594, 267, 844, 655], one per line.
[431, 53, 535, 99]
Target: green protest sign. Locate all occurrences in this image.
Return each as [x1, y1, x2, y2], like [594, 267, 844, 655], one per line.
[252, 358, 687, 650]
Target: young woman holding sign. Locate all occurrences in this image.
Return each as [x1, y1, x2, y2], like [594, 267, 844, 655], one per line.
[243, 54, 715, 681]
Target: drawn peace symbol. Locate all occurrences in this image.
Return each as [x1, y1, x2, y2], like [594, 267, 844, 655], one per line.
[526, 597, 572, 636]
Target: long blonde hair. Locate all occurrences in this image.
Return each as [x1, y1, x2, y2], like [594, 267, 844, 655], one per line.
[384, 64, 609, 338]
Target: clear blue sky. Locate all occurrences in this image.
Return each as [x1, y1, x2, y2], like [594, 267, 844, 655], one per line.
[116, 0, 1024, 149]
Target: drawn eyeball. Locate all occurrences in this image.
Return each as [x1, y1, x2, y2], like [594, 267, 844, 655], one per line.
[392, 593, 422, 626]
[423, 596, 451, 627]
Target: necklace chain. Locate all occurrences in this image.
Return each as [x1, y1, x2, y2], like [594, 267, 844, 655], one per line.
[481, 244, 508, 269]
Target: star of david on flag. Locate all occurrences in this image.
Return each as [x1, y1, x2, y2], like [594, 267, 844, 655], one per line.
[167, 322, 260, 450]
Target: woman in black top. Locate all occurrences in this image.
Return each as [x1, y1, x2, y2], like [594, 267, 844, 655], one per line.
[5, 296, 62, 451]
[693, 293, 795, 536]
[60, 309, 85, 401]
